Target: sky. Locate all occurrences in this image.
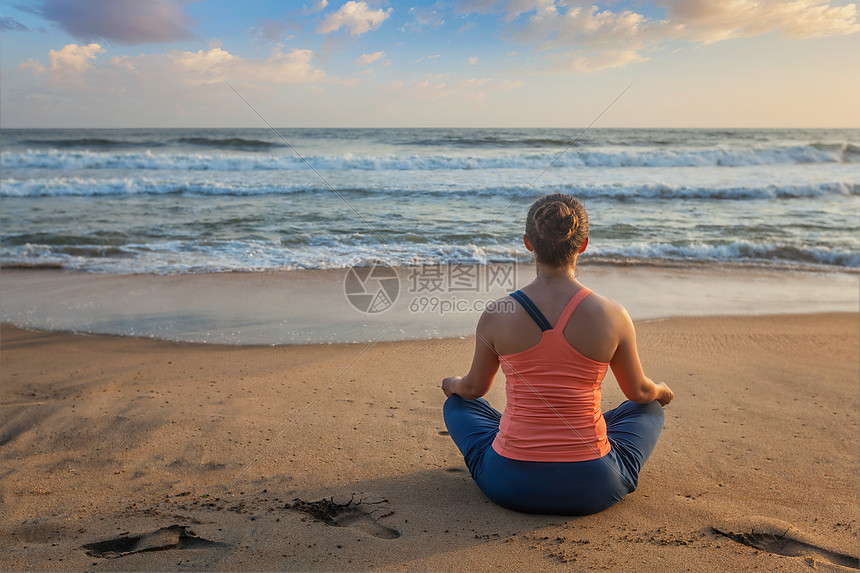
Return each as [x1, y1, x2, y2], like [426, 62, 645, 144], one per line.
[1, 0, 859, 128]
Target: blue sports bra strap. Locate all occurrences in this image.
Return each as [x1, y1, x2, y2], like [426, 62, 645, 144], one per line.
[509, 290, 553, 332]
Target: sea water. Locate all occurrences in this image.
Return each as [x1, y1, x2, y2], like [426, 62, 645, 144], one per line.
[2, 127, 859, 274]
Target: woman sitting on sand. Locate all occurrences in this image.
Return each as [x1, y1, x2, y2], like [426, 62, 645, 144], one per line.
[442, 193, 673, 515]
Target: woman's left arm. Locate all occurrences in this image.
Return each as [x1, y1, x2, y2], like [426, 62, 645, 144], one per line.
[442, 308, 500, 400]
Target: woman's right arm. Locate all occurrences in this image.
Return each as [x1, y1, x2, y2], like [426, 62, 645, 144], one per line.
[608, 303, 673, 406]
[441, 305, 501, 400]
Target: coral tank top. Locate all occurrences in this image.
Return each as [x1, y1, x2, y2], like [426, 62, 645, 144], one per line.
[492, 288, 611, 462]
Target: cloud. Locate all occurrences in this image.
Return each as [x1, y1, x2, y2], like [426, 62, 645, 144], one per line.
[170, 47, 237, 77]
[251, 18, 300, 43]
[33, 0, 195, 45]
[457, 22, 475, 35]
[22, 43, 327, 90]
[455, 0, 860, 72]
[402, 5, 445, 32]
[468, 56, 480, 65]
[496, 79, 525, 90]
[664, 0, 860, 42]
[509, 5, 667, 50]
[241, 48, 327, 84]
[0, 16, 28, 31]
[547, 49, 648, 73]
[381, 76, 510, 106]
[20, 42, 104, 74]
[455, 2, 667, 72]
[26, 93, 54, 105]
[317, 1, 391, 36]
[304, 0, 328, 13]
[127, 47, 327, 86]
[455, 0, 558, 22]
[356, 51, 386, 65]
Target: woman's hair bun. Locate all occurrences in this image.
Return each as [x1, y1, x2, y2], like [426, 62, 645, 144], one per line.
[533, 201, 578, 243]
[525, 193, 588, 266]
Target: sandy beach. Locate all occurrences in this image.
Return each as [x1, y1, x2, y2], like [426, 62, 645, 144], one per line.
[1, 304, 858, 571]
[3, 4, 860, 569]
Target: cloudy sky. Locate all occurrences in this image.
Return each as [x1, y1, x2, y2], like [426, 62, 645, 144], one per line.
[1, 0, 859, 128]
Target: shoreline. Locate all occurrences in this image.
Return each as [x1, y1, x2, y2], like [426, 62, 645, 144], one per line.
[1, 313, 857, 571]
[1, 264, 858, 345]
[3, 308, 857, 347]
[3, 256, 857, 274]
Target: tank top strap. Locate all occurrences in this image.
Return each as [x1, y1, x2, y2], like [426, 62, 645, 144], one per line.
[509, 290, 553, 332]
[553, 288, 593, 331]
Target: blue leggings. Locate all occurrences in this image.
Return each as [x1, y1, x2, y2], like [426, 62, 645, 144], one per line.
[443, 396, 664, 515]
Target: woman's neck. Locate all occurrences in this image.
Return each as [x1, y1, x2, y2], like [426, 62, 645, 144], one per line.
[534, 261, 578, 283]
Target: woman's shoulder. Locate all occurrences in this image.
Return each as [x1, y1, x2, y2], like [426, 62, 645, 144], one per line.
[474, 294, 526, 353]
[478, 292, 535, 329]
[562, 289, 633, 361]
[578, 289, 632, 327]
[484, 293, 519, 315]
[583, 289, 625, 311]
[476, 295, 519, 335]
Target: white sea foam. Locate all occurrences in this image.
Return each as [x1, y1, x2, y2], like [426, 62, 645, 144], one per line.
[589, 241, 860, 268]
[3, 237, 858, 274]
[2, 142, 858, 172]
[2, 175, 857, 200]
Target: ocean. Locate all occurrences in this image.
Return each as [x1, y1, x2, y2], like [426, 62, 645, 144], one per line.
[2, 127, 859, 274]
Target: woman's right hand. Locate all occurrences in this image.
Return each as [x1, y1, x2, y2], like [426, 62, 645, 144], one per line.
[442, 376, 461, 398]
[655, 382, 674, 406]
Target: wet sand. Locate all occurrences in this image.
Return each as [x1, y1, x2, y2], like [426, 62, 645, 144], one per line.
[1, 265, 857, 344]
[1, 312, 858, 571]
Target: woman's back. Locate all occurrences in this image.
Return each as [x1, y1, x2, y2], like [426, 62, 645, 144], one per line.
[491, 287, 613, 462]
[489, 282, 623, 364]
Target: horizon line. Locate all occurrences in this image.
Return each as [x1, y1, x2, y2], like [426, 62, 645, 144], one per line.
[3, 125, 859, 130]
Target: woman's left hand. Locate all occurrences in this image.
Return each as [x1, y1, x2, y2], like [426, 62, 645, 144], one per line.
[441, 376, 461, 398]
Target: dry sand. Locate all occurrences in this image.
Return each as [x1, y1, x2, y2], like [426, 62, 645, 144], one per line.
[1, 313, 858, 571]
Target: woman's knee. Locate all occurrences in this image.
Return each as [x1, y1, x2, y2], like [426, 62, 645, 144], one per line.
[444, 395, 498, 421]
[642, 400, 664, 422]
[443, 393, 464, 415]
[442, 395, 462, 432]
[605, 399, 663, 425]
[627, 400, 665, 442]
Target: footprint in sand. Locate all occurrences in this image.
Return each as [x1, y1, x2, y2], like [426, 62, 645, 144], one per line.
[289, 496, 400, 540]
[82, 525, 226, 559]
[713, 526, 859, 570]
